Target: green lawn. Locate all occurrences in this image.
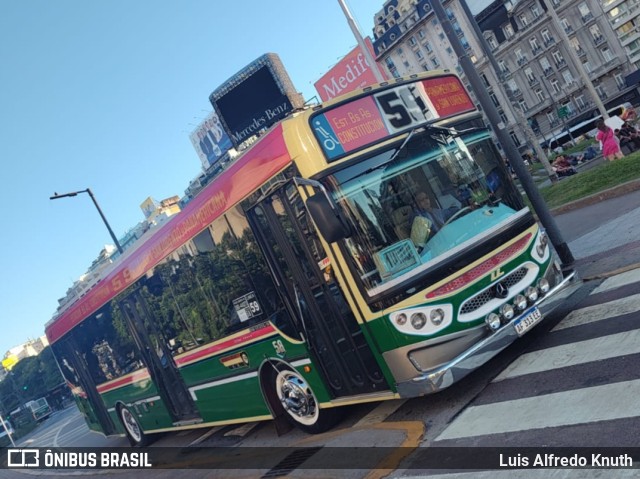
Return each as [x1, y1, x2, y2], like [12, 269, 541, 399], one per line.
[538, 151, 640, 208]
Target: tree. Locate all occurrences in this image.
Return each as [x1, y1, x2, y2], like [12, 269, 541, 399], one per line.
[0, 347, 64, 414]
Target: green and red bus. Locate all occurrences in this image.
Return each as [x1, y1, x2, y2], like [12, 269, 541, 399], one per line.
[46, 71, 576, 445]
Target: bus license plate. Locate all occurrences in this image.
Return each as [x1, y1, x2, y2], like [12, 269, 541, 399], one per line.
[514, 307, 542, 336]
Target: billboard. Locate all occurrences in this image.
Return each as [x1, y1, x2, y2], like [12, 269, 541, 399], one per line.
[209, 53, 304, 148]
[314, 38, 387, 102]
[189, 110, 233, 170]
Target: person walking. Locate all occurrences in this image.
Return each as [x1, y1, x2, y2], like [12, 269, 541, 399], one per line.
[596, 120, 623, 161]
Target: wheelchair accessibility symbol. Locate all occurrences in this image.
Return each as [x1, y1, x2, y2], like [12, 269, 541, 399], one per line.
[314, 120, 339, 151]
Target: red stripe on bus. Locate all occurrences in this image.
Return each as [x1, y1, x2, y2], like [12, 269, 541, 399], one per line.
[96, 369, 151, 394]
[425, 233, 533, 299]
[174, 324, 275, 367]
[46, 124, 291, 344]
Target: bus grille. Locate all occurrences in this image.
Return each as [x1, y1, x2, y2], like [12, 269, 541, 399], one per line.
[460, 267, 529, 314]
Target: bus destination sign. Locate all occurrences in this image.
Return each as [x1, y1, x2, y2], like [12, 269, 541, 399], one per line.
[311, 75, 475, 162]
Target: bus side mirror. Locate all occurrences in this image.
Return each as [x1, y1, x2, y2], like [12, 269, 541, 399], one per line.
[306, 194, 351, 243]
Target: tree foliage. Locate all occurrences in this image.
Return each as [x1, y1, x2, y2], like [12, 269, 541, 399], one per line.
[0, 347, 63, 414]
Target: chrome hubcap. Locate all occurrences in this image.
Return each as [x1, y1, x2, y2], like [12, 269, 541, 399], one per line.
[121, 408, 141, 442]
[276, 370, 318, 426]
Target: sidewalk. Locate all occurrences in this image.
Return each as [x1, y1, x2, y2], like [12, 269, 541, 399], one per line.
[550, 181, 640, 280]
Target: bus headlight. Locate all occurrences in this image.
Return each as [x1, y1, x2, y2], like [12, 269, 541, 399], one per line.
[537, 278, 550, 294]
[514, 294, 527, 311]
[411, 312, 427, 330]
[500, 304, 515, 321]
[430, 308, 445, 325]
[389, 305, 452, 335]
[525, 286, 539, 302]
[485, 313, 501, 331]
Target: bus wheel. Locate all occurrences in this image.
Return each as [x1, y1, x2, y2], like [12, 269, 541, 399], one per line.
[118, 405, 149, 447]
[273, 367, 341, 434]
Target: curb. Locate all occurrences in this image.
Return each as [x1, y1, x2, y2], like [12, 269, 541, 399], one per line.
[549, 178, 640, 215]
[581, 262, 640, 282]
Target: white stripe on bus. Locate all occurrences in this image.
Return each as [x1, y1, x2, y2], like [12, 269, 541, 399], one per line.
[188, 358, 313, 400]
[107, 395, 161, 413]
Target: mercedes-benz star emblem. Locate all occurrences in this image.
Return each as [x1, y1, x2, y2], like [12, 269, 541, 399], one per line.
[494, 282, 509, 299]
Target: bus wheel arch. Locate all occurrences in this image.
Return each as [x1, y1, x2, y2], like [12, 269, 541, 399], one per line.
[116, 402, 149, 447]
[258, 359, 341, 434]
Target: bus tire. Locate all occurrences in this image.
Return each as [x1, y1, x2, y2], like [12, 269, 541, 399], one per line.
[118, 405, 149, 447]
[271, 366, 341, 434]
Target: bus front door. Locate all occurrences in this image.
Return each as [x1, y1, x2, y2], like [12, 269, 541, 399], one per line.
[247, 182, 388, 398]
[119, 291, 201, 426]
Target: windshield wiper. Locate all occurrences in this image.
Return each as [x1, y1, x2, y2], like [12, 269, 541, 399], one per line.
[425, 124, 486, 137]
[387, 127, 422, 163]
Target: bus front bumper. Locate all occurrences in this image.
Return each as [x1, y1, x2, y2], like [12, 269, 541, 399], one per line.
[396, 269, 579, 397]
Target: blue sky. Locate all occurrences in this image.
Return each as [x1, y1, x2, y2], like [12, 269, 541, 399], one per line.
[0, 0, 378, 357]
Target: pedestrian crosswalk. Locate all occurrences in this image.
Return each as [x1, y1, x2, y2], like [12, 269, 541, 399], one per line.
[431, 269, 640, 447]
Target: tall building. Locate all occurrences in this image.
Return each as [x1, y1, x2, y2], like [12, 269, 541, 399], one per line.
[370, 0, 640, 151]
[372, 0, 482, 85]
[600, 0, 640, 68]
[476, 0, 638, 148]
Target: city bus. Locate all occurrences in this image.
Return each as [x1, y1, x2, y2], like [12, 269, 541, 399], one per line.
[25, 398, 52, 422]
[45, 71, 576, 445]
[545, 102, 634, 149]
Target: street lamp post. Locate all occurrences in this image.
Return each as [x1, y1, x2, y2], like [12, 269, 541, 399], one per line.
[336, 0, 386, 83]
[50, 188, 124, 255]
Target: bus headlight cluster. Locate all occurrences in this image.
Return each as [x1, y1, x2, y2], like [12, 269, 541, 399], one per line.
[390, 305, 452, 335]
[486, 280, 552, 331]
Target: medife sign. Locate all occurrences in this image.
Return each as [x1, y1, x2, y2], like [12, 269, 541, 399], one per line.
[314, 38, 387, 102]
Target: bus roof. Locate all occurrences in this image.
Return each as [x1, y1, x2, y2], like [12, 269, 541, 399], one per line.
[45, 122, 294, 344]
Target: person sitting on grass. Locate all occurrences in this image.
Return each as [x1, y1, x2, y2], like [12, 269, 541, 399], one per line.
[620, 122, 640, 150]
[552, 155, 577, 177]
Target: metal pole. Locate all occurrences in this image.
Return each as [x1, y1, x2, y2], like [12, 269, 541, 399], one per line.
[540, 77, 562, 148]
[50, 188, 124, 255]
[0, 413, 16, 448]
[457, 0, 557, 183]
[85, 189, 124, 255]
[540, 0, 609, 119]
[431, 0, 574, 266]
[337, 0, 386, 83]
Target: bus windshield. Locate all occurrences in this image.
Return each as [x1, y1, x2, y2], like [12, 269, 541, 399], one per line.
[330, 127, 523, 295]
